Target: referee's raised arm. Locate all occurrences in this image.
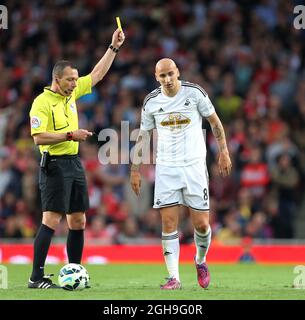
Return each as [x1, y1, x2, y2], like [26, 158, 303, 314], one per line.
[90, 28, 125, 87]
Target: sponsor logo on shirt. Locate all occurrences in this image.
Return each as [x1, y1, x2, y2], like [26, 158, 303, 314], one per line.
[160, 113, 191, 130]
[31, 116, 41, 129]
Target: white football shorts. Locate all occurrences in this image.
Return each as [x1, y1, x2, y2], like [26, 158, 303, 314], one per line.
[153, 160, 210, 211]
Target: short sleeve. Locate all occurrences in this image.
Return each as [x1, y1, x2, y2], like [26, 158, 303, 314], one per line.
[197, 89, 215, 118]
[74, 74, 92, 100]
[29, 99, 49, 136]
[140, 103, 155, 131]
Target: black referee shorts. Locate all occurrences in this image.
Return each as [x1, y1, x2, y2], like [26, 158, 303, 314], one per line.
[39, 155, 89, 214]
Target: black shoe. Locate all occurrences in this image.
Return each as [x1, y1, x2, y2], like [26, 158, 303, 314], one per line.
[28, 274, 61, 289]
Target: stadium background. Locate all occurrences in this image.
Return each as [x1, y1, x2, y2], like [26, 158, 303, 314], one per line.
[0, 0, 305, 264]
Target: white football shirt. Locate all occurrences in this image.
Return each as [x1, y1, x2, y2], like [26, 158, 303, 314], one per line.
[140, 80, 215, 166]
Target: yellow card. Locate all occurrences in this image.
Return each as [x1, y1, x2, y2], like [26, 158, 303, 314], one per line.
[116, 17, 122, 31]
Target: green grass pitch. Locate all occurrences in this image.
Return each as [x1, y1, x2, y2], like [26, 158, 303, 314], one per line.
[0, 263, 304, 300]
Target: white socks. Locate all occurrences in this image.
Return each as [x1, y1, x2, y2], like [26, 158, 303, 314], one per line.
[194, 226, 212, 264]
[162, 231, 180, 281]
[161, 227, 211, 280]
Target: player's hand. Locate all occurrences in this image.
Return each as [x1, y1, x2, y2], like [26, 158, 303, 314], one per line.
[218, 151, 232, 177]
[72, 129, 93, 142]
[112, 28, 125, 48]
[130, 170, 141, 196]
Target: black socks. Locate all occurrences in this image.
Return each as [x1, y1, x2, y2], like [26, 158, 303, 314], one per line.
[30, 224, 54, 282]
[30, 226, 84, 282]
[67, 229, 84, 264]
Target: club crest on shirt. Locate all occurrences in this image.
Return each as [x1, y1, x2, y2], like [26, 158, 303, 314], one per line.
[160, 112, 191, 131]
[184, 98, 191, 106]
[70, 103, 76, 113]
[31, 116, 41, 129]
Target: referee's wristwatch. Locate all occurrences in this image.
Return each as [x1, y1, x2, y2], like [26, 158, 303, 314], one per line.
[66, 131, 73, 141]
[109, 44, 119, 53]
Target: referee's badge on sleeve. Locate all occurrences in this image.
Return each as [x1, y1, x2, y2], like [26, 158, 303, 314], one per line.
[70, 103, 76, 113]
[31, 116, 41, 128]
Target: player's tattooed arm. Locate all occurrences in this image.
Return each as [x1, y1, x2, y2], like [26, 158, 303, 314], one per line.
[212, 124, 227, 153]
[131, 129, 152, 171]
[207, 112, 232, 176]
[207, 112, 228, 153]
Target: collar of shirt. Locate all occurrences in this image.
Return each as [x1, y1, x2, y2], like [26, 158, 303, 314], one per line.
[44, 87, 67, 99]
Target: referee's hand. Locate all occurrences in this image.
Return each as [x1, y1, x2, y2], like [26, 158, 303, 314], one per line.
[112, 28, 125, 48]
[72, 129, 93, 142]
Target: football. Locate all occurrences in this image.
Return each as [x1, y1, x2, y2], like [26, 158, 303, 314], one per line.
[58, 263, 90, 291]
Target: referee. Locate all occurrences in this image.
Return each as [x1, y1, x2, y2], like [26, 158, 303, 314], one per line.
[28, 28, 125, 289]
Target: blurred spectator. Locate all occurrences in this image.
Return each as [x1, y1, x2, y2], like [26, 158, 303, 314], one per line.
[85, 215, 117, 244]
[253, 56, 279, 97]
[266, 134, 298, 170]
[2, 215, 23, 238]
[15, 199, 36, 238]
[215, 209, 242, 243]
[116, 216, 143, 244]
[270, 63, 297, 108]
[139, 208, 162, 238]
[264, 95, 288, 145]
[239, 237, 256, 263]
[215, 73, 243, 123]
[0, 191, 17, 219]
[240, 146, 269, 200]
[236, 188, 255, 223]
[0, 148, 21, 198]
[244, 211, 272, 238]
[270, 153, 299, 238]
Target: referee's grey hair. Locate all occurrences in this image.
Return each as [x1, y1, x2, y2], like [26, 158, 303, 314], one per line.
[52, 60, 74, 79]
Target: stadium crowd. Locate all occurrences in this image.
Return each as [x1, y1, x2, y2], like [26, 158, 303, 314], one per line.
[0, 0, 304, 243]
